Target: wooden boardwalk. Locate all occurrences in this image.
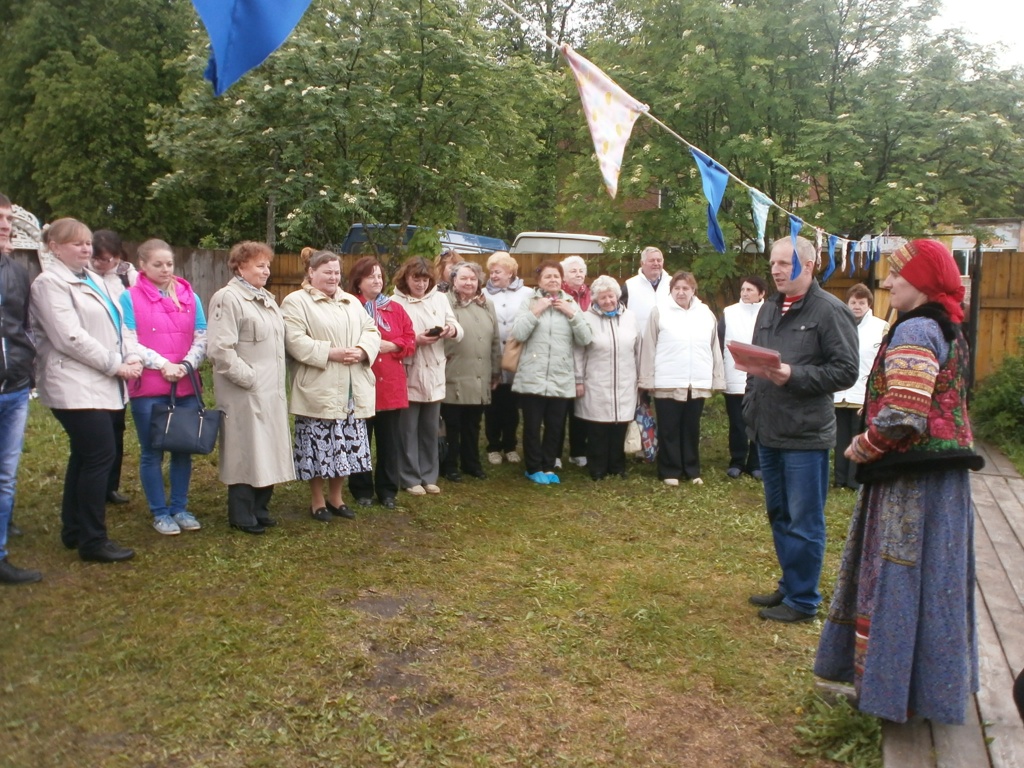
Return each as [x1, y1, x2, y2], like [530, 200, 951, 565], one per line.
[883, 442, 1024, 767]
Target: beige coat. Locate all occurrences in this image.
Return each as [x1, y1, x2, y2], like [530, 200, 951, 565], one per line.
[207, 279, 296, 487]
[573, 305, 641, 423]
[393, 287, 464, 403]
[443, 294, 500, 405]
[30, 260, 136, 410]
[282, 283, 381, 420]
[96, 263, 138, 303]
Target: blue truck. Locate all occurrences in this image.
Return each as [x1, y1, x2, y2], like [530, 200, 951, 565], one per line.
[339, 224, 508, 256]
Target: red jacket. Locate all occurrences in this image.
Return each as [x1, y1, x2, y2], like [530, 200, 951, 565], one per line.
[357, 294, 415, 411]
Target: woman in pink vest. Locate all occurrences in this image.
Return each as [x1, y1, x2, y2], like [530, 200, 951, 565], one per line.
[119, 239, 207, 535]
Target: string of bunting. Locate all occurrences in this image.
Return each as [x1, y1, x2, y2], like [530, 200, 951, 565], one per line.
[561, 40, 890, 281]
[495, 0, 891, 281]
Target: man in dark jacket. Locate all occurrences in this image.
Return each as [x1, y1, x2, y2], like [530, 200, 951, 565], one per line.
[743, 236, 857, 622]
[0, 193, 41, 584]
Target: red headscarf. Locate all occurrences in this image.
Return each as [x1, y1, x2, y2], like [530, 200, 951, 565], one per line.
[888, 239, 965, 323]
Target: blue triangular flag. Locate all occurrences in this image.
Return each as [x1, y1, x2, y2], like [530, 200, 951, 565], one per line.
[823, 235, 838, 282]
[872, 238, 881, 265]
[689, 148, 729, 253]
[789, 215, 803, 279]
[193, 0, 314, 96]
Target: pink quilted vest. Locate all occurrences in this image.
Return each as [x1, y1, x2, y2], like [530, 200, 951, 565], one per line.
[127, 275, 198, 399]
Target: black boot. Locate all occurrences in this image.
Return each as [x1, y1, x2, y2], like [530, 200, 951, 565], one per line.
[0, 557, 43, 584]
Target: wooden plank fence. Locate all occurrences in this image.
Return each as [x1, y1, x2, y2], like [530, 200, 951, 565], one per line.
[11, 242, 1023, 382]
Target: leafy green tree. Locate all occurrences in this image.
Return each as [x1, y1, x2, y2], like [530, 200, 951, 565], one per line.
[150, 0, 557, 252]
[0, 0, 191, 236]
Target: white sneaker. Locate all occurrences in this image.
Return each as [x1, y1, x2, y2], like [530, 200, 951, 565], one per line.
[487, 451, 503, 465]
[505, 451, 521, 463]
[172, 511, 202, 531]
[153, 516, 181, 535]
[554, 458, 563, 469]
[570, 456, 588, 467]
[406, 485, 426, 496]
[663, 478, 679, 487]
[691, 477, 704, 486]
[424, 484, 441, 495]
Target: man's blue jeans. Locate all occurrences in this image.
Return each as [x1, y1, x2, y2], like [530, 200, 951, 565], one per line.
[0, 387, 30, 560]
[130, 395, 196, 518]
[757, 444, 830, 614]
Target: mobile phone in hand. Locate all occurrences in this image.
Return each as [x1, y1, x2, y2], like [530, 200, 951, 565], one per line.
[425, 326, 443, 337]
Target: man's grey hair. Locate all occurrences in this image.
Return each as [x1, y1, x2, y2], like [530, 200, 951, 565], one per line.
[772, 236, 819, 270]
[589, 274, 622, 301]
[640, 246, 663, 262]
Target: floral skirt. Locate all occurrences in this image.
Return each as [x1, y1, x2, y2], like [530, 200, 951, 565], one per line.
[293, 414, 372, 481]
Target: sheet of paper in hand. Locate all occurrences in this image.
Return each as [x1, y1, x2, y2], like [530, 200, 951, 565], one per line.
[726, 340, 782, 377]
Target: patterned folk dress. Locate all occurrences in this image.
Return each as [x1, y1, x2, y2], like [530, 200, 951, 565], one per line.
[814, 306, 983, 725]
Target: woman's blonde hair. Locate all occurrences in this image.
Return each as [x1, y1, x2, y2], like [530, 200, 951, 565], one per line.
[138, 238, 182, 309]
[43, 217, 91, 247]
[486, 251, 519, 276]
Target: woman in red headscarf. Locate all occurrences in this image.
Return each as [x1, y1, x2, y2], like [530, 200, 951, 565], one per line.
[814, 239, 984, 725]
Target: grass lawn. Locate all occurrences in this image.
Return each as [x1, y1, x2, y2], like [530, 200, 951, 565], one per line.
[0, 395, 877, 767]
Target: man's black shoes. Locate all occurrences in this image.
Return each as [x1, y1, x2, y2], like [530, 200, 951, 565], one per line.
[0, 557, 42, 584]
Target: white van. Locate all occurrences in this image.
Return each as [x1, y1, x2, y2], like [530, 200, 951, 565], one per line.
[509, 232, 607, 255]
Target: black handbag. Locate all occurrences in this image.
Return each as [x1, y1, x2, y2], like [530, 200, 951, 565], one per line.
[149, 362, 222, 455]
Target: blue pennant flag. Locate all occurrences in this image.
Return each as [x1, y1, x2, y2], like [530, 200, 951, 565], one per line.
[823, 235, 838, 282]
[872, 238, 881, 265]
[192, 0, 314, 96]
[848, 242, 857, 276]
[789, 215, 803, 279]
[689, 148, 729, 253]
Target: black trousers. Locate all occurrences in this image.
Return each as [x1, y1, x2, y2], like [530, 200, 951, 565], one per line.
[585, 421, 629, 478]
[440, 403, 485, 475]
[724, 394, 759, 473]
[349, 408, 402, 503]
[519, 394, 570, 474]
[654, 397, 705, 481]
[51, 408, 118, 552]
[484, 384, 519, 453]
[559, 407, 588, 459]
[227, 484, 275, 528]
[833, 407, 860, 490]
[107, 406, 126, 495]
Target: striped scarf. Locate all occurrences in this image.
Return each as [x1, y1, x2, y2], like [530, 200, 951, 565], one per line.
[361, 292, 392, 333]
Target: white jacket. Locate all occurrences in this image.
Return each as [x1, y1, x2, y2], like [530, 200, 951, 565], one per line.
[623, 269, 670, 333]
[834, 312, 889, 406]
[393, 286, 464, 402]
[721, 299, 764, 395]
[639, 298, 724, 394]
[484, 279, 532, 385]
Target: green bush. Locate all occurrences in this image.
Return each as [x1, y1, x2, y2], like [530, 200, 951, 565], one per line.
[971, 334, 1024, 450]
